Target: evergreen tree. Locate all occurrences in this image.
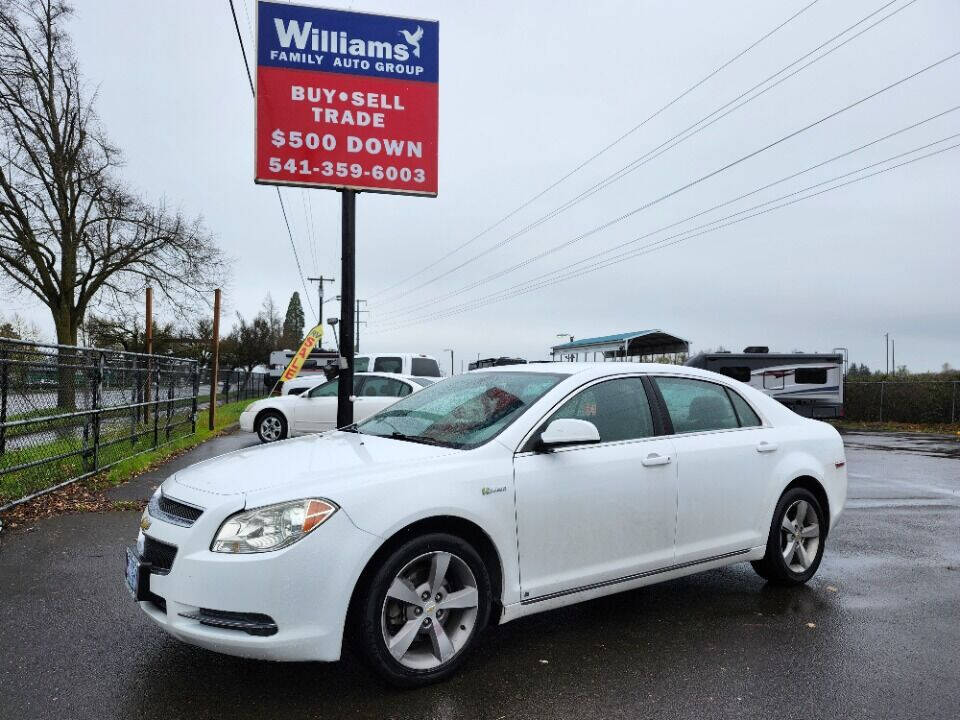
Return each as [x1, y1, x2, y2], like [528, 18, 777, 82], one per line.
[282, 292, 306, 348]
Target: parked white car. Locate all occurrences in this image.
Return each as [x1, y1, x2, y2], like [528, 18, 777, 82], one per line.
[239, 372, 432, 442]
[128, 363, 846, 687]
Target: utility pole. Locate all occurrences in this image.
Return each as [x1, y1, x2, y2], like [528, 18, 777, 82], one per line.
[444, 348, 454, 376]
[885, 332, 890, 375]
[209, 288, 221, 431]
[307, 275, 335, 330]
[892, 338, 896, 374]
[337, 191, 356, 428]
[355, 298, 368, 352]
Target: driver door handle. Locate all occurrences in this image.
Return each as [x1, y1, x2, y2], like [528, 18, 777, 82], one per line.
[757, 441, 778, 453]
[641, 453, 672, 467]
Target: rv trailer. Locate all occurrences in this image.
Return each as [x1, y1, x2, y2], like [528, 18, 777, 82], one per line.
[265, 348, 339, 387]
[685, 347, 844, 418]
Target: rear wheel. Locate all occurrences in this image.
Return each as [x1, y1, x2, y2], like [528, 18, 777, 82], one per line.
[751, 487, 825, 585]
[255, 410, 287, 443]
[357, 533, 491, 687]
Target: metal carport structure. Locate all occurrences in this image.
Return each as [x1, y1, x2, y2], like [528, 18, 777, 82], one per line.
[550, 329, 690, 362]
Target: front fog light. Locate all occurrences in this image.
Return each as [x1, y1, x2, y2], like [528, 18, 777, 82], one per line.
[211, 499, 338, 554]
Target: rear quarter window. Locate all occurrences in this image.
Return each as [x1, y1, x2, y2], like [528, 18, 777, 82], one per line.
[411, 358, 441, 377]
[373, 357, 403, 373]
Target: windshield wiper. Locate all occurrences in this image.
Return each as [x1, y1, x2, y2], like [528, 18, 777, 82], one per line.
[339, 423, 362, 434]
[389, 431, 448, 447]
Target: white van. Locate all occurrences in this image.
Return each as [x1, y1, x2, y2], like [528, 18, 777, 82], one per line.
[354, 353, 443, 378]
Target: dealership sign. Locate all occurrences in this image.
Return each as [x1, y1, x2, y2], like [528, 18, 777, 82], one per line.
[255, 1, 439, 196]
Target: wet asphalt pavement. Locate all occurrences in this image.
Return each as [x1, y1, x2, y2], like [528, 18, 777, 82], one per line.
[1, 430, 958, 719]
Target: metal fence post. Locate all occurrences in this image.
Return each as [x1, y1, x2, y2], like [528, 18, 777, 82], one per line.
[152, 362, 161, 449]
[165, 368, 175, 441]
[92, 352, 104, 471]
[191, 362, 199, 434]
[0, 348, 8, 456]
[952, 381, 957, 424]
[130, 355, 138, 446]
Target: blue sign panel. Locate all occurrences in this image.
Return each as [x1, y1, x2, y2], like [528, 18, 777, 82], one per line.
[257, 1, 439, 84]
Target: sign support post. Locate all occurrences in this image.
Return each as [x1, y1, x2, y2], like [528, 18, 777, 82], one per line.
[337, 189, 356, 428]
[253, 2, 438, 430]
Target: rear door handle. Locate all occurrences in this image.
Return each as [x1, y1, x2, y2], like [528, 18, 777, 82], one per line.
[757, 441, 778, 453]
[641, 453, 672, 467]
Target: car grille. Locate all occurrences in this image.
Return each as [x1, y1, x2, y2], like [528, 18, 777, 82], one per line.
[142, 536, 177, 574]
[149, 493, 203, 527]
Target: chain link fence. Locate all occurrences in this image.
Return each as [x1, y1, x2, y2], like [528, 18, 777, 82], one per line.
[844, 381, 960, 424]
[0, 337, 278, 511]
[0, 338, 202, 510]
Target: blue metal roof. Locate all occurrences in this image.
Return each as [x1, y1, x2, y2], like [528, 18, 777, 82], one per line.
[552, 329, 685, 351]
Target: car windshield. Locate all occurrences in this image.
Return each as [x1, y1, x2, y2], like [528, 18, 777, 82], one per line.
[358, 372, 566, 449]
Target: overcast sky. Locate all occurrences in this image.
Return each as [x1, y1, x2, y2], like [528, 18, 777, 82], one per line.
[8, 0, 959, 371]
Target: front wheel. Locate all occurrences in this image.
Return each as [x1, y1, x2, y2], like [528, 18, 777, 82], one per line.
[357, 533, 492, 687]
[255, 410, 287, 443]
[752, 487, 825, 585]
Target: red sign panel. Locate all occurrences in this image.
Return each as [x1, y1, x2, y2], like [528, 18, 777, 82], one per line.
[255, 2, 439, 196]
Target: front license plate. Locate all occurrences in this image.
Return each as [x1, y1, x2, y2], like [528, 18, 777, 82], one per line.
[124, 547, 149, 601]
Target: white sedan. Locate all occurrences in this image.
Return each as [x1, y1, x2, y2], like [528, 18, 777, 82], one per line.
[238, 372, 432, 442]
[128, 363, 846, 687]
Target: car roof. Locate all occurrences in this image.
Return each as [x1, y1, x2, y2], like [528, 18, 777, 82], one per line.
[287, 371, 420, 384]
[355, 352, 436, 357]
[469, 361, 724, 381]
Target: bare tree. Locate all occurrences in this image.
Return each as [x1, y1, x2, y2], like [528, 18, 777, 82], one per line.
[0, 0, 227, 405]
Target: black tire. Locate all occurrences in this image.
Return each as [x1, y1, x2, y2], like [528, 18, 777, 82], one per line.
[356, 533, 492, 688]
[255, 410, 287, 443]
[752, 486, 826, 585]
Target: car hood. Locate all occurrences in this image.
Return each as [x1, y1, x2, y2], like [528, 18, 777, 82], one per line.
[166, 431, 460, 500]
[243, 395, 301, 413]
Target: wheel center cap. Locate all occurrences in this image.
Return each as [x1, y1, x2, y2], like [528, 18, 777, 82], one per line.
[425, 603, 436, 614]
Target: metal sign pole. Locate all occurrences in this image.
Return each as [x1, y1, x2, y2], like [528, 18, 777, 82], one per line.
[337, 190, 356, 428]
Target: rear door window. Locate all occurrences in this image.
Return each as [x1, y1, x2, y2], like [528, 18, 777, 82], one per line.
[411, 357, 441, 377]
[373, 356, 403, 373]
[654, 377, 739, 433]
[361, 376, 409, 397]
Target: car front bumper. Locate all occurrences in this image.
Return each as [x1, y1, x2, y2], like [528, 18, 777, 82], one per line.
[238, 410, 255, 433]
[135, 500, 380, 662]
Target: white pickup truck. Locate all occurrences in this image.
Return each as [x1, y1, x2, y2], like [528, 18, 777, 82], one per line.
[353, 352, 442, 378]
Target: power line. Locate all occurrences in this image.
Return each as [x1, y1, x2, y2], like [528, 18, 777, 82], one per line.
[376, 42, 956, 320]
[372, 136, 960, 333]
[368, 0, 824, 300]
[376, 104, 960, 320]
[373, 0, 916, 306]
[227, 0, 316, 318]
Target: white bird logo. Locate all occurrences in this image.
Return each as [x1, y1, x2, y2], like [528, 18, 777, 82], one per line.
[398, 25, 424, 58]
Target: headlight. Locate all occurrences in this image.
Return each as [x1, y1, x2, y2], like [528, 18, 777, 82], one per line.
[211, 498, 338, 554]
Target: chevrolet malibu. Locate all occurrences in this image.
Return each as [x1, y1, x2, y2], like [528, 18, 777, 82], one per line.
[127, 363, 846, 686]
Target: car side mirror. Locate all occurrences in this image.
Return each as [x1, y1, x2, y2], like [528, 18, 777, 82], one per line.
[537, 418, 600, 451]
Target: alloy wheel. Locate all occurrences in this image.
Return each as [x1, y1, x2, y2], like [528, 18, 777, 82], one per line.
[780, 499, 820, 573]
[259, 415, 283, 442]
[380, 551, 479, 670]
